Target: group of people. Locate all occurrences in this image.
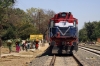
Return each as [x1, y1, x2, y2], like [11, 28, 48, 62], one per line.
[21, 40, 32, 52]
[7, 40, 39, 53]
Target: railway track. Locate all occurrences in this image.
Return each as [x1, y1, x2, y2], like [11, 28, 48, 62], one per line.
[29, 46, 90, 66]
[49, 55, 56, 66]
[79, 44, 100, 51]
[29, 46, 100, 66]
[29, 46, 83, 66]
[43, 55, 83, 66]
[79, 46, 100, 55]
[74, 46, 100, 66]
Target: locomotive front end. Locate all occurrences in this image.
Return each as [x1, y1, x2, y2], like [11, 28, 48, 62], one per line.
[49, 12, 78, 54]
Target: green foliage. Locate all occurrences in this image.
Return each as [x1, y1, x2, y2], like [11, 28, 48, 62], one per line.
[0, 0, 55, 42]
[26, 8, 55, 35]
[0, 0, 15, 21]
[85, 22, 94, 41]
[0, 6, 55, 41]
[95, 21, 100, 38]
[0, 0, 16, 38]
[79, 28, 87, 42]
[79, 21, 100, 42]
[2, 27, 16, 40]
[0, 0, 13, 8]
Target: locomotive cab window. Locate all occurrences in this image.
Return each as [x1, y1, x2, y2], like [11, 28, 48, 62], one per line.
[61, 13, 66, 17]
[57, 13, 66, 18]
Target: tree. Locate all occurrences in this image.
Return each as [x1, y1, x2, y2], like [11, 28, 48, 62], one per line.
[79, 28, 87, 42]
[0, 0, 16, 58]
[95, 21, 100, 38]
[85, 22, 94, 41]
[79, 21, 100, 43]
[0, 0, 16, 36]
[26, 8, 55, 38]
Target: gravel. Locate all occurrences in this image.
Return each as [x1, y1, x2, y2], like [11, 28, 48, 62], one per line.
[74, 48, 100, 66]
[29, 56, 49, 66]
[80, 44, 100, 51]
[29, 44, 100, 66]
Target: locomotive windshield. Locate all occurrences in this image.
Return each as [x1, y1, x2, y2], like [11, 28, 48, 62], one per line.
[61, 13, 66, 17]
[58, 13, 66, 18]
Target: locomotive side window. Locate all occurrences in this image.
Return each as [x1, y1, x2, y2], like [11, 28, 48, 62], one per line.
[73, 20, 76, 27]
[50, 20, 54, 27]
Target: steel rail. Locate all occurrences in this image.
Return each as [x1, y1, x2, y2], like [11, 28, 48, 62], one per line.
[79, 46, 100, 55]
[49, 55, 56, 66]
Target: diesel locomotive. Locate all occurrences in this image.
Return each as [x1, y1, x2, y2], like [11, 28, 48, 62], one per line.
[48, 12, 78, 54]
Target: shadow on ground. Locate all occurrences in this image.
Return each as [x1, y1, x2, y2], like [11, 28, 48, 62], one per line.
[36, 46, 73, 58]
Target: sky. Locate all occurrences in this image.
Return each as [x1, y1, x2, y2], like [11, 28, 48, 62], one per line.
[14, 0, 100, 30]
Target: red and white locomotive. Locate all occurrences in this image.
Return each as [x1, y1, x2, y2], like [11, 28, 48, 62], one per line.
[48, 12, 78, 54]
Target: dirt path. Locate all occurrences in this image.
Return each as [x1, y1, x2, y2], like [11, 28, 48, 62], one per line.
[0, 43, 49, 66]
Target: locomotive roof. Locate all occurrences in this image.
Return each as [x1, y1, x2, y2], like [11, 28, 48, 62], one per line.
[50, 12, 78, 24]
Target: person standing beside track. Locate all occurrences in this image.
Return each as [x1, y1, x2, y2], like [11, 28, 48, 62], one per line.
[34, 39, 39, 49]
[24, 41, 28, 51]
[7, 40, 12, 53]
[31, 40, 35, 49]
[21, 40, 25, 51]
[15, 41, 20, 53]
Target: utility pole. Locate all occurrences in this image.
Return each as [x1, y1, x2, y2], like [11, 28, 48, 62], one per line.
[38, 11, 40, 33]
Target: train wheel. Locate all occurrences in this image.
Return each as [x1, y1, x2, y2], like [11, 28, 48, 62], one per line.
[49, 45, 53, 55]
[49, 41, 55, 55]
[69, 46, 74, 54]
[72, 42, 78, 54]
[73, 42, 78, 52]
